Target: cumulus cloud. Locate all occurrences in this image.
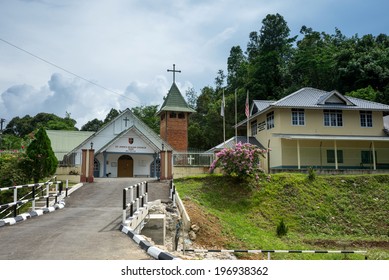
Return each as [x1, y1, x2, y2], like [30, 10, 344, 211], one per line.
[0, 72, 193, 129]
[1, 83, 51, 117]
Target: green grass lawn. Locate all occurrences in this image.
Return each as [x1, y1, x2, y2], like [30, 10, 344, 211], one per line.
[174, 173, 389, 260]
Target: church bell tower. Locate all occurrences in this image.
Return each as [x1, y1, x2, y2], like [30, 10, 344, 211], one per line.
[157, 64, 195, 152]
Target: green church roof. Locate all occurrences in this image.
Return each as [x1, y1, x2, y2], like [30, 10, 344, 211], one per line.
[157, 83, 196, 114]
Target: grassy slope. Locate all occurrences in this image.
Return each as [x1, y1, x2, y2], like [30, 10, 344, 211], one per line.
[174, 173, 389, 260]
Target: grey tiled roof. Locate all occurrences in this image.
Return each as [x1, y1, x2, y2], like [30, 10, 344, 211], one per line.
[253, 87, 389, 114]
[207, 136, 265, 152]
[252, 100, 274, 114]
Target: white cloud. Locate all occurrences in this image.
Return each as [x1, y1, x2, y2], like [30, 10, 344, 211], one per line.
[1, 83, 51, 117]
[0, 72, 194, 129]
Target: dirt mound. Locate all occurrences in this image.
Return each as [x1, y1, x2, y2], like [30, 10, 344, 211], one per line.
[183, 199, 231, 248]
[181, 199, 264, 260]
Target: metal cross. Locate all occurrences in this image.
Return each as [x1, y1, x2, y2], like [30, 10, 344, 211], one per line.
[123, 117, 130, 127]
[167, 64, 181, 83]
[187, 155, 195, 165]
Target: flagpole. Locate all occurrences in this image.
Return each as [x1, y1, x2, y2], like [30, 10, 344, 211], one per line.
[221, 89, 226, 148]
[223, 89, 226, 147]
[235, 88, 237, 144]
[246, 90, 249, 143]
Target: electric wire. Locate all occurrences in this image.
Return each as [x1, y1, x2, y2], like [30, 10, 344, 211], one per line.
[0, 37, 140, 104]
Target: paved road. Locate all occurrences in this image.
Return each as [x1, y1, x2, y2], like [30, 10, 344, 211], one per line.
[0, 178, 156, 260]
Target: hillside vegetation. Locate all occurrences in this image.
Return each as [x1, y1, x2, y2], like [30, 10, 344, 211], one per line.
[174, 173, 389, 260]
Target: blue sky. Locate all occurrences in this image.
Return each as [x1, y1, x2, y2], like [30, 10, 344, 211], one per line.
[0, 0, 388, 128]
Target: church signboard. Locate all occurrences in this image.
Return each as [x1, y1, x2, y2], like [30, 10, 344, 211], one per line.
[106, 134, 154, 154]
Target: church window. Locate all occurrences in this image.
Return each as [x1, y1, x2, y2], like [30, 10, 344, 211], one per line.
[178, 112, 185, 119]
[170, 112, 177, 118]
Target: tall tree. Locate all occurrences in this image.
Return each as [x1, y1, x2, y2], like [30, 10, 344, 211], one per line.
[185, 87, 198, 110]
[290, 26, 338, 91]
[227, 45, 247, 91]
[131, 105, 159, 134]
[336, 33, 389, 94]
[81, 118, 104, 131]
[246, 13, 296, 100]
[103, 108, 121, 124]
[188, 86, 222, 150]
[214, 69, 226, 91]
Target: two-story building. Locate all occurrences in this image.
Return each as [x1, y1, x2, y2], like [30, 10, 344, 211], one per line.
[238, 87, 389, 173]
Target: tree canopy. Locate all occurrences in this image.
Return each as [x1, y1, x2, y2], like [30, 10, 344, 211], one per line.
[4, 112, 78, 137]
[186, 13, 389, 150]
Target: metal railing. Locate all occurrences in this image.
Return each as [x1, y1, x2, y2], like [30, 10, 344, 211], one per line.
[173, 152, 214, 166]
[0, 177, 66, 219]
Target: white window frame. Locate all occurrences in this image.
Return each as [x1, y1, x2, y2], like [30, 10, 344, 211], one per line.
[267, 111, 274, 130]
[360, 111, 373, 127]
[251, 120, 257, 136]
[324, 110, 343, 127]
[291, 109, 305, 126]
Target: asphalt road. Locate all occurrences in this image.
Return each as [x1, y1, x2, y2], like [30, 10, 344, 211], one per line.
[0, 178, 154, 260]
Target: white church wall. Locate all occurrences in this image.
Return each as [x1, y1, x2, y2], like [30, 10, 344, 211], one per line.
[106, 153, 120, 177]
[94, 153, 155, 178]
[132, 154, 155, 177]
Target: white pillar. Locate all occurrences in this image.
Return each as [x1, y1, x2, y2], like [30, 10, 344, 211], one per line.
[85, 149, 90, 180]
[334, 140, 338, 170]
[372, 141, 376, 170]
[297, 139, 301, 169]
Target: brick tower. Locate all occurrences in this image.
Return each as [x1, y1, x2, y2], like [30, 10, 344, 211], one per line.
[158, 66, 195, 151]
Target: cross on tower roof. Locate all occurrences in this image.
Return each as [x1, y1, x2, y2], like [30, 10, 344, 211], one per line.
[167, 64, 181, 83]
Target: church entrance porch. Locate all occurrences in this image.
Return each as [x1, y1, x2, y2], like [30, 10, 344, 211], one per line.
[93, 152, 160, 178]
[118, 155, 134, 177]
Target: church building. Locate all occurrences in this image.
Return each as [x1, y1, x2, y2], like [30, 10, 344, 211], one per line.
[63, 65, 194, 181]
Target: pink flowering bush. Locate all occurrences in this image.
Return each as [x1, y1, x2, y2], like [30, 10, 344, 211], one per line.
[209, 142, 267, 180]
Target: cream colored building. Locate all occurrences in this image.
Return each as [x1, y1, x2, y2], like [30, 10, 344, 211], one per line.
[238, 88, 389, 173]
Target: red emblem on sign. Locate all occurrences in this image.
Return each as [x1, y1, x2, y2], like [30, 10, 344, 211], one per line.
[128, 138, 134, 144]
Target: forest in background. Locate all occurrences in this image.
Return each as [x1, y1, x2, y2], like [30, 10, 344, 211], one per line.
[1, 13, 389, 151]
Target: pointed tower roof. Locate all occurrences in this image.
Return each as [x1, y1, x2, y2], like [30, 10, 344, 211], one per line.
[157, 82, 196, 115]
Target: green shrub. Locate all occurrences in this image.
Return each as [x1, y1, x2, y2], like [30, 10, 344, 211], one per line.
[0, 151, 30, 188]
[307, 167, 316, 181]
[276, 218, 288, 237]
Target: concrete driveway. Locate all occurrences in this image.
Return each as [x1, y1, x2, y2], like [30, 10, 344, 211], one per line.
[0, 178, 154, 260]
